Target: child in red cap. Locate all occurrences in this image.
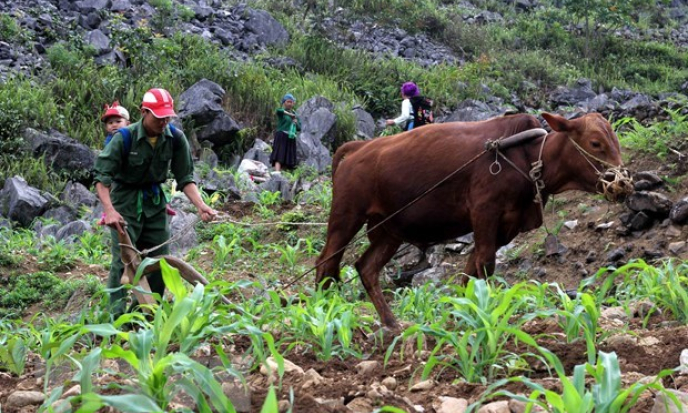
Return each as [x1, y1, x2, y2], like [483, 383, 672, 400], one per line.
[102, 101, 131, 146]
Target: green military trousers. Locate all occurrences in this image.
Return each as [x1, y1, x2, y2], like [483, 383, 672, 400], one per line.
[107, 206, 170, 317]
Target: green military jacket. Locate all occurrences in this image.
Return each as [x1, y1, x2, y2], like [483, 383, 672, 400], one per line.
[94, 121, 195, 219]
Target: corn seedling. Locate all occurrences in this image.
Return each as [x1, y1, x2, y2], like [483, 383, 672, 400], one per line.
[468, 350, 679, 413]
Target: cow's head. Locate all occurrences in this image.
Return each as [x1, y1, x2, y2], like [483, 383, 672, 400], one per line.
[543, 112, 633, 201]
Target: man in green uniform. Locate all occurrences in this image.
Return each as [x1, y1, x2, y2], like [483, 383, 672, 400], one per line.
[94, 88, 216, 316]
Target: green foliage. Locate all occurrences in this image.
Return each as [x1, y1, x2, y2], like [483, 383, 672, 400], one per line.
[0, 271, 101, 317]
[0, 13, 28, 43]
[586, 259, 688, 323]
[469, 350, 678, 413]
[0, 335, 28, 375]
[276, 210, 307, 232]
[615, 106, 688, 158]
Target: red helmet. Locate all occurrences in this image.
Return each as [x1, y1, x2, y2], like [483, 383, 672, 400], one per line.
[141, 88, 177, 118]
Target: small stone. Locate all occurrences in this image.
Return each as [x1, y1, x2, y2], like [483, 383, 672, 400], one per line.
[564, 220, 578, 230]
[278, 400, 291, 413]
[62, 385, 81, 398]
[669, 241, 686, 254]
[666, 225, 682, 238]
[355, 360, 382, 376]
[6, 391, 45, 408]
[222, 382, 251, 413]
[601, 306, 628, 323]
[381, 376, 397, 390]
[366, 388, 383, 403]
[259, 357, 304, 377]
[478, 400, 509, 413]
[346, 397, 374, 413]
[410, 379, 435, 392]
[433, 396, 468, 413]
[639, 336, 660, 346]
[650, 389, 688, 413]
[509, 398, 546, 413]
[605, 334, 637, 348]
[679, 349, 688, 375]
[304, 368, 324, 386]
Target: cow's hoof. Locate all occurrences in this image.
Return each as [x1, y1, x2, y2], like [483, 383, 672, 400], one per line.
[367, 323, 409, 345]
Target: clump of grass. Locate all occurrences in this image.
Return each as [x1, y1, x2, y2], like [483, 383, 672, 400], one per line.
[0, 272, 100, 316]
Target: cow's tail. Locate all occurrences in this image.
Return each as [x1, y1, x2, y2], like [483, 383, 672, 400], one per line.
[332, 140, 368, 177]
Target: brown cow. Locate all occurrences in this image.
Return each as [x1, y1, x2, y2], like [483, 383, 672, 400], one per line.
[316, 112, 625, 329]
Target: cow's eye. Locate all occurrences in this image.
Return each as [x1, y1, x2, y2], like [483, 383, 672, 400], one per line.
[591, 141, 601, 148]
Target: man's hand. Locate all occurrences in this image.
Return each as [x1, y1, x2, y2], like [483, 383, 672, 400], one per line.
[198, 203, 217, 223]
[102, 209, 126, 235]
[385, 119, 395, 126]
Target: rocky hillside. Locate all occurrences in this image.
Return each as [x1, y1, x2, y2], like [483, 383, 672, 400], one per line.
[1, 0, 688, 281]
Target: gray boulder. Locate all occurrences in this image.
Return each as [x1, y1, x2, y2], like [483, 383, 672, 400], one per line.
[626, 191, 673, 218]
[169, 210, 199, 258]
[0, 176, 50, 227]
[445, 99, 504, 122]
[195, 112, 241, 147]
[259, 175, 293, 202]
[110, 0, 131, 12]
[76, 0, 110, 13]
[244, 8, 289, 46]
[23, 128, 94, 180]
[178, 79, 226, 126]
[550, 78, 597, 107]
[85, 29, 110, 54]
[670, 197, 688, 225]
[56, 220, 91, 243]
[353, 105, 375, 140]
[61, 181, 98, 208]
[197, 170, 241, 200]
[296, 97, 336, 172]
[42, 205, 78, 225]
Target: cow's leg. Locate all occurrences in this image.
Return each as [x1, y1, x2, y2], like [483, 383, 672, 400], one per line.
[355, 226, 403, 330]
[465, 221, 499, 281]
[315, 213, 366, 288]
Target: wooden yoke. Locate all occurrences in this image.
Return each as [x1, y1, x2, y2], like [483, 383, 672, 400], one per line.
[116, 228, 231, 310]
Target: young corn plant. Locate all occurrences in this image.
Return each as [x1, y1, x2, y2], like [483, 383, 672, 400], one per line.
[284, 287, 368, 362]
[386, 279, 540, 383]
[99, 260, 237, 412]
[212, 233, 245, 269]
[273, 240, 303, 275]
[587, 259, 688, 323]
[468, 350, 679, 413]
[550, 285, 604, 365]
[76, 230, 108, 264]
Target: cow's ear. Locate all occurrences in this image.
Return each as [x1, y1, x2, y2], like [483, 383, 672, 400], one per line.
[542, 113, 570, 132]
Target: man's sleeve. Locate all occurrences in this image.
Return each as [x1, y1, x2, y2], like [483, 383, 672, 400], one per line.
[170, 131, 195, 190]
[93, 133, 124, 187]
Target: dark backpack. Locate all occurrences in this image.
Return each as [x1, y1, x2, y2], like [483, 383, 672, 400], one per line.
[410, 96, 434, 128]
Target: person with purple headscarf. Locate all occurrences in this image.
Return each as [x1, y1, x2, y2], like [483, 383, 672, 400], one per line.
[386, 81, 419, 131]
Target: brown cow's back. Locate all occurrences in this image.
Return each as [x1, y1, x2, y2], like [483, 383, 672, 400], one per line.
[332, 114, 542, 242]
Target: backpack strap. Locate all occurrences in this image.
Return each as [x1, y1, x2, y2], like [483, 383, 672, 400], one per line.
[117, 127, 133, 156]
